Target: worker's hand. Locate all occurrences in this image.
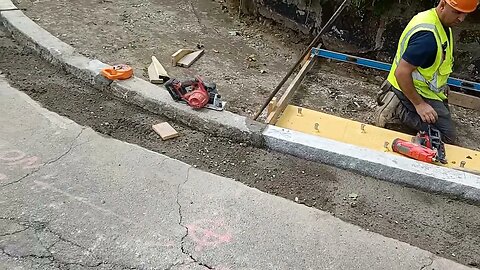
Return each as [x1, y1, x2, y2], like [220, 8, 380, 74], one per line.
[415, 102, 438, 124]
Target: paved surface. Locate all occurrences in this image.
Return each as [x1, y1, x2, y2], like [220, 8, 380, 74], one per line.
[0, 77, 474, 270]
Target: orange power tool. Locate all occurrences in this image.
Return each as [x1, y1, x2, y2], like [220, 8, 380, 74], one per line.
[392, 138, 438, 163]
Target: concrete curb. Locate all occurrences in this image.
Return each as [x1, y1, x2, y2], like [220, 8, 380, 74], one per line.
[109, 77, 265, 144]
[0, 10, 111, 88]
[264, 126, 480, 203]
[0, 0, 15, 10]
[2, 0, 480, 203]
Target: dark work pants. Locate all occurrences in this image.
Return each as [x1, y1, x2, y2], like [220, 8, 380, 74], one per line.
[391, 88, 456, 144]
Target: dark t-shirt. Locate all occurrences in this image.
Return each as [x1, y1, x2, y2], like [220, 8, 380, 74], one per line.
[401, 27, 450, 69]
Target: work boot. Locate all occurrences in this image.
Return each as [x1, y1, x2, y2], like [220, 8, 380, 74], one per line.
[374, 91, 401, 127]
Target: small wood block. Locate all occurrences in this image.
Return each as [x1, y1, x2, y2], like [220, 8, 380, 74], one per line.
[177, 50, 204, 68]
[449, 91, 480, 111]
[171, 49, 194, 66]
[152, 122, 179, 140]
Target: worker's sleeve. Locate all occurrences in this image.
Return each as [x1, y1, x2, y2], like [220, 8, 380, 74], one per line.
[401, 31, 437, 69]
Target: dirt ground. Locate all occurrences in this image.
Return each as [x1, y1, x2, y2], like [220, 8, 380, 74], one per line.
[11, 0, 480, 151]
[2, 25, 480, 267]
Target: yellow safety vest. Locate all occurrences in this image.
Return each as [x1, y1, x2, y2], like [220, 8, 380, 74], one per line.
[387, 8, 454, 101]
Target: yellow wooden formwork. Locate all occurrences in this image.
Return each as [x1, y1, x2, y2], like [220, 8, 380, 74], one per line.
[276, 105, 480, 172]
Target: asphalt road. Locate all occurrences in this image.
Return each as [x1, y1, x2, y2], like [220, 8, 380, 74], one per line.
[0, 77, 475, 270]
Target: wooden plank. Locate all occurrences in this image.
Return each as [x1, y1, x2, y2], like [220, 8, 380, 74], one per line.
[449, 91, 480, 111]
[152, 122, 179, 140]
[148, 56, 170, 84]
[266, 57, 316, 124]
[171, 49, 194, 66]
[177, 50, 204, 68]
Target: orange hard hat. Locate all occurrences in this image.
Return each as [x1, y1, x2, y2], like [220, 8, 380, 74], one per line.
[445, 0, 479, 13]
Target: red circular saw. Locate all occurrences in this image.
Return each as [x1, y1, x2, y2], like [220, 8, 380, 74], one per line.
[164, 76, 225, 110]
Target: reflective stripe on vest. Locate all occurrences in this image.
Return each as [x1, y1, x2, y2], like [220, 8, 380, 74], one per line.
[411, 70, 448, 93]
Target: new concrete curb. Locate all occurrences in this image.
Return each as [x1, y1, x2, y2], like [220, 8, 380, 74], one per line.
[2, 0, 480, 203]
[264, 126, 480, 203]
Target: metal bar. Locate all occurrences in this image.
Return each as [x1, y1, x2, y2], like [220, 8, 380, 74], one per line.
[252, 0, 352, 120]
[447, 77, 480, 92]
[311, 48, 480, 93]
[312, 48, 391, 72]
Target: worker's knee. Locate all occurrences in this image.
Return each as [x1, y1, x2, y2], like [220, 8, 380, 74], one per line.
[434, 119, 456, 144]
[427, 101, 456, 144]
[441, 128, 457, 145]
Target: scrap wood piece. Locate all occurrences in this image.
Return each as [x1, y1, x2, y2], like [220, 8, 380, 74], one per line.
[148, 56, 170, 84]
[266, 57, 316, 124]
[448, 91, 480, 111]
[152, 122, 179, 140]
[171, 49, 194, 66]
[177, 50, 205, 68]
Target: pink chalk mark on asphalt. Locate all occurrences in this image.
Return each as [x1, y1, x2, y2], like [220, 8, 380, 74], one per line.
[0, 150, 26, 162]
[7, 155, 42, 169]
[0, 149, 43, 181]
[0, 150, 42, 169]
[186, 219, 232, 252]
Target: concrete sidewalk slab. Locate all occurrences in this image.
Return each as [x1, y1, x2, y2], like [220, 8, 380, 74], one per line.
[0, 78, 474, 269]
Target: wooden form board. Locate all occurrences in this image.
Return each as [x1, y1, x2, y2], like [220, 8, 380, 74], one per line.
[266, 58, 316, 124]
[449, 91, 480, 111]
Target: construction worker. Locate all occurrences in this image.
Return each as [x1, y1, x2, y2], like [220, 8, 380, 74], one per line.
[375, 0, 478, 144]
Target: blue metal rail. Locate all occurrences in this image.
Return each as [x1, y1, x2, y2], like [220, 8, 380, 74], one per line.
[311, 48, 480, 93]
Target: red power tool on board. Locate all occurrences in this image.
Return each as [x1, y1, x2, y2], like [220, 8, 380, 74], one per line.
[392, 126, 447, 164]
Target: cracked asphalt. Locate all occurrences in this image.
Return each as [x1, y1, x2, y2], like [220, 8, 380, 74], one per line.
[0, 76, 475, 269]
